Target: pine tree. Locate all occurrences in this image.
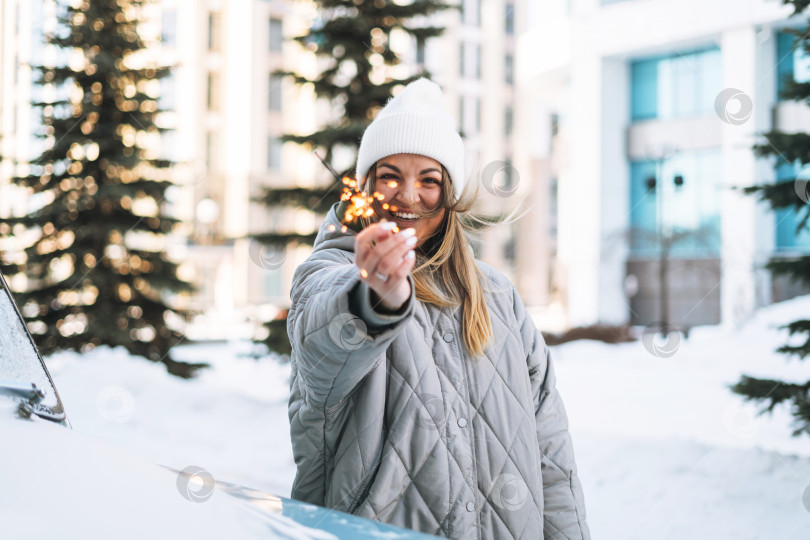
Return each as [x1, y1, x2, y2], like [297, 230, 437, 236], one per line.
[0, 0, 204, 377]
[730, 0, 810, 436]
[256, 0, 458, 355]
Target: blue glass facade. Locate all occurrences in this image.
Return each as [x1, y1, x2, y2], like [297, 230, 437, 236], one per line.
[630, 47, 722, 121]
[628, 49, 724, 258]
[776, 30, 810, 98]
[629, 150, 722, 257]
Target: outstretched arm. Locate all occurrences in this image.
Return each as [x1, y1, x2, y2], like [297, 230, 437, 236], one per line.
[288, 220, 416, 410]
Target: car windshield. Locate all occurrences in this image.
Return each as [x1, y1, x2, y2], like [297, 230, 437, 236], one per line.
[0, 274, 59, 409]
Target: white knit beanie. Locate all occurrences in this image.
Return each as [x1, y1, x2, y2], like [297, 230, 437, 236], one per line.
[355, 77, 465, 196]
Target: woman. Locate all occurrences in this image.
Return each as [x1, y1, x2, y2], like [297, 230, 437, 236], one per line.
[287, 78, 590, 539]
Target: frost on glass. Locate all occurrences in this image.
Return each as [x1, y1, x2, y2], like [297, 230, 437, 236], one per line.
[0, 281, 57, 408]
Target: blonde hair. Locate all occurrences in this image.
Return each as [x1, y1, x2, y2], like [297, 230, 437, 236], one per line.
[359, 163, 499, 358]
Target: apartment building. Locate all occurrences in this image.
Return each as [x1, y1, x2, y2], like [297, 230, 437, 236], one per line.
[2, 0, 543, 334]
[156, 0, 321, 330]
[517, 0, 810, 329]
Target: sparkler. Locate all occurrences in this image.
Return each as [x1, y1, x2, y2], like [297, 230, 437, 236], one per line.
[313, 151, 414, 282]
[312, 150, 399, 233]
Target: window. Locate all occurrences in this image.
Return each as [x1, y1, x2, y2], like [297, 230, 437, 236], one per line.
[503, 223, 516, 266]
[505, 53, 514, 84]
[776, 30, 810, 99]
[503, 158, 515, 190]
[456, 97, 481, 135]
[207, 12, 219, 51]
[459, 42, 481, 79]
[206, 132, 216, 171]
[629, 149, 722, 257]
[462, 0, 481, 26]
[267, 137, 282, 170]
[505, 106, 513, 136]
[159, 72, 176, 110]
[269, 74, 282, 110]
[161, 9, 177, 47]
[630, 48, 722, 121]
[269, 18, 283, 51]
[505, 3, 515, 35]
[549, 177, 558, 240]
[774, 160, 810, 251]
[206, 73, 218, 110]
[160, 130, 177, 160]
[29, 0, 46, 67]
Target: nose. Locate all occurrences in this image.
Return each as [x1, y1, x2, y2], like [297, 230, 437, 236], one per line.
[399, 179, 418, 206]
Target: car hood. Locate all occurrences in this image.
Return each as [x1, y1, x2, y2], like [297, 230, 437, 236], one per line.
[0, 415, 438, 539]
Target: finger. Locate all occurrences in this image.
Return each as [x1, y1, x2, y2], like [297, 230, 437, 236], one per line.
[388, 251, 416, 282]
[358, 219, 397, 245]
[355, 220, 397, 264]
[374, 231, 417, 276]
[363, 229, 416, 274]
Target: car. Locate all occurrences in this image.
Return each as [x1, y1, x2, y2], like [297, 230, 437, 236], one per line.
[0, 270, 439, 540]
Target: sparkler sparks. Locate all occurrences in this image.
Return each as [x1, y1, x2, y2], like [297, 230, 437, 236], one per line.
[312, 149, 404, 232]
[339, 175, 381, 223]
[336, 175, 405, 235]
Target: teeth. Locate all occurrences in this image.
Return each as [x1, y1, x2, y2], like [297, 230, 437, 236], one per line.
[392, 212, 416, 220]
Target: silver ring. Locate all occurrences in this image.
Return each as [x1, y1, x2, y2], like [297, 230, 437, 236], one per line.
[374, 272, 389, 282]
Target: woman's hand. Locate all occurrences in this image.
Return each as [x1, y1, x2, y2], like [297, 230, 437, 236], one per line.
[354, 220, 417, 311]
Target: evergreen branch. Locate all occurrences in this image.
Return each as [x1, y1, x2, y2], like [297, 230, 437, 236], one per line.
[729, 375, 808, 413]
[765, 256, 810, 288]
[781, 0, 810, 15]
[253, 186, 341, 215]
[778, 78, 810, 102]
[753, 132, 810, 164]
[739, 178, 810, 213]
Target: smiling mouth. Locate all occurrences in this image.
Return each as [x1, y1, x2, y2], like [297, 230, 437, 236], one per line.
[389, 210, 418, 221]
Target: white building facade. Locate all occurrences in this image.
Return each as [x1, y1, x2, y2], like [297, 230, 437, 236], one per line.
[516, 0, 810, 330]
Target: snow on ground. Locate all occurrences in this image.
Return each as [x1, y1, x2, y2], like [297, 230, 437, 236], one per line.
[47, 340, 297, 497]
[45, 295, 810, 539]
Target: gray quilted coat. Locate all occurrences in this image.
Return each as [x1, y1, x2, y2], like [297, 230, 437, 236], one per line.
[287, 203, 591, 539]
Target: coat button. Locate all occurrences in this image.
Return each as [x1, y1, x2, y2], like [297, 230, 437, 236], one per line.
[457, 417, 467, 428]
[443, 332, 454, 342]
[466, 501, 475, 512]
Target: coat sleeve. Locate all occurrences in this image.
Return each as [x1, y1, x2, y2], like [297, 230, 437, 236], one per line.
[287, 248, 415, 410]
[512, 287, 591, 539]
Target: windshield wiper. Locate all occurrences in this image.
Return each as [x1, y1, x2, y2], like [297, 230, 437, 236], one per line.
[0, 380, 66, 423]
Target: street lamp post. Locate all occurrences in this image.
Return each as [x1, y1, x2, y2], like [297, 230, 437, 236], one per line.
[644, 150, 683, 336]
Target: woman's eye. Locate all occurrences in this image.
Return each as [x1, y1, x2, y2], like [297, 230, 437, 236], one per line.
[380, 174, 397, 179]
[422, 177, 441, 185]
